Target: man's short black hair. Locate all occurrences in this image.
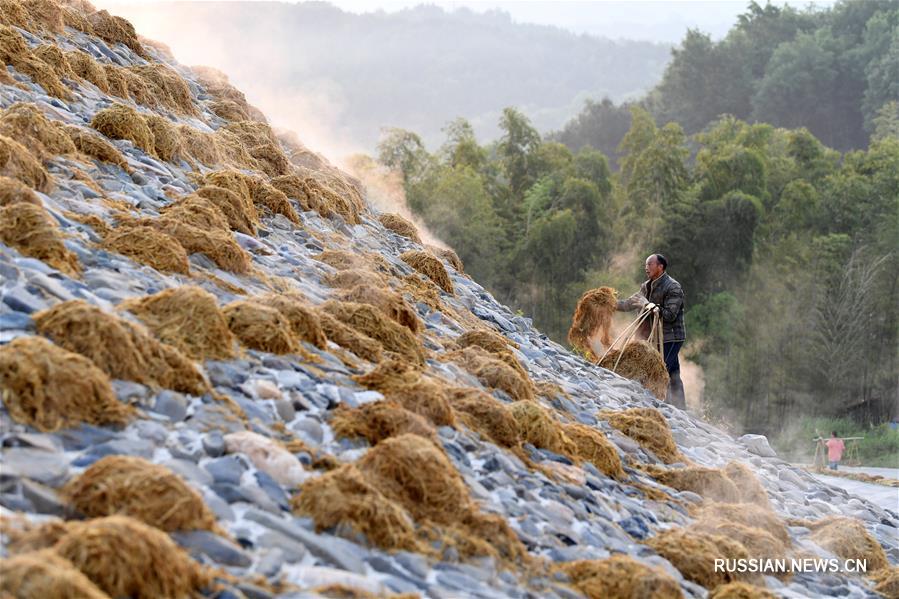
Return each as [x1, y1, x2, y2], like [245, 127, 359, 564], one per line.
[831, 430, 838, 437]
[654, 254, 668, 270]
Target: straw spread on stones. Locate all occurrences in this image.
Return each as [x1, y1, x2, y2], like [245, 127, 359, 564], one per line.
[400, 250, 454, 294]
[62, 455, 219, 532]
[119, 286, 236, 360]
[34, 299, 208, 395]
[599, 407, 685, 464]
[0, 336, 133, 432]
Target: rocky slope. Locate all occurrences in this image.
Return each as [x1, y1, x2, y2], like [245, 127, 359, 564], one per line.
[0, 2, 897, 598]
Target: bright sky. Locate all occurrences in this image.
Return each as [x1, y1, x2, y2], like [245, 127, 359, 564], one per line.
[329, 0, 837, 43]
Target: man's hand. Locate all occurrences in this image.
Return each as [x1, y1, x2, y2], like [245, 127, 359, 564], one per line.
[645, 302, 659, 313]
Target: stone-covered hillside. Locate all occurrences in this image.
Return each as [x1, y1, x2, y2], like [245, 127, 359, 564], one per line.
[0, 2, 897, 598]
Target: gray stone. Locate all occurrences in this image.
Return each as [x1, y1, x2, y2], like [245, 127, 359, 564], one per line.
[739, 434, 777, 458]
[204, 491, 235, 521]
[89, 438, 155, 459]
[132, 420, 168, 443]
[0, 493, 33, 512]
[255, 548, 284, 578]
[202, 432, 226, 458]
[395, 551, 430, 579]
[20, 478, 65, 515]
[205, 455, 246, 485]
[274, 399, 295, 422]
[236, 583, 273, 599]
[2, 433, 61, 452]
[0, 311, 34, 330]
[164, 458, 214, 486]
[779, 468, 810, 491]
[171, 530, 252, 567]
[258, 530, 308, 563]
[352, 390, 384, 405]
[291, 418, 324, 445]
[111, 380, 151, 403]
[243, 508, 366, 574]
[2, 284, 48, 313]
[151, 391, 188, 422]
[2, 448, 69, 487]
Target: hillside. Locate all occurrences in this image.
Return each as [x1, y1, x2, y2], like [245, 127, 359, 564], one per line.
[98, 0, 671, 152]
[0, 2, 898, 599]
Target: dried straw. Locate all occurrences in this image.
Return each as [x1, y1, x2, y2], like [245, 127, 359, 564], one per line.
[119, 286, 236, 360]
[34, 299, 208, 395]
[559, 555, 684, 599]
[400, 250, 453, 294]
[599, 407, 684, 464]
[62, 455, 219, 532]
[379, 213, 421, 243]
[568, 286, 618, 353]
[0, 202, 80, 275]
[0, 335, 133, 432]
[54, 515, 210, 599]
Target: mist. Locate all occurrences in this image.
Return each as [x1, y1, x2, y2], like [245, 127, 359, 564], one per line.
[99, 1, 671, 156]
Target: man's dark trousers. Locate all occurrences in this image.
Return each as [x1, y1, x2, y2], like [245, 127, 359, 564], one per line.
[663, 341, 686, 410]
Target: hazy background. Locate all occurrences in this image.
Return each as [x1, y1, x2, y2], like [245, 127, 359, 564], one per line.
[101, 0, 679, 157]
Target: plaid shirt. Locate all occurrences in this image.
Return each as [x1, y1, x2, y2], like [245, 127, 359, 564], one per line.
[616, 272, 686, 343]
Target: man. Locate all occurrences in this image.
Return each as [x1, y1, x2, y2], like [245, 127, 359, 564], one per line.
[825, 431, 845, 471]
[617, 254, 686, 409]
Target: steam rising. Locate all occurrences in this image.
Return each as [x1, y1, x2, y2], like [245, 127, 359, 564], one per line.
[98, 1, 362, 164]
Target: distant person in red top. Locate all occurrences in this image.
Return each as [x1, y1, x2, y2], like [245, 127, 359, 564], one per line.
[825, 431, 845, 471]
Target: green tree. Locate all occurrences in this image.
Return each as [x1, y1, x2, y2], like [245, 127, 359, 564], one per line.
[377, 128, 429, 184]
[618, 107, 690, 237]
[440, 118, 487, 171]
[497, 107, 541, 200]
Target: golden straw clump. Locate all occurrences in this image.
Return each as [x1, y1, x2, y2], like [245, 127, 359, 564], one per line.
[34, 299, 208, 395]
[53, 515, 210, 599]
[223, 300, 298, 354]
[509, 401, 577, 457]
[102, 223, 191, 274]
[88, 10, 148, 58]
[0, 202, 80, 275]
[330, 400, 437, 445]
[0, 335, 133, 432]
[292, 464, 422, 552]
[568, 287, 618, 354]
[379, 213, 422, 243]
[0, 174, 40, 206]
[0, 134, 52, 192]
[563, 422, 625, 479]
[256, 291, 328, 349]
[401, 250, 454, 294]
[90, 103, 155, 156]
[448, 387, 520, 448]
[119, 286, 236, 360]
[558, 555, 685, 599]
[338, 284, 421, 334]
[62, 455, 219, 532]
[642, 464, 741, 503]
[443, 345, 535, 401]
[645, 527, 759, 590]
[599, 340, 669, 400]
[322, 300, 425, 365]
[0, 549, 110, 599]
[600, 407, 685, 464]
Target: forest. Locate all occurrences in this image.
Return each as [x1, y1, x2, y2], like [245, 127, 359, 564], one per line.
[376, 0, 899, 438]
[554, 0, 899, 154]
